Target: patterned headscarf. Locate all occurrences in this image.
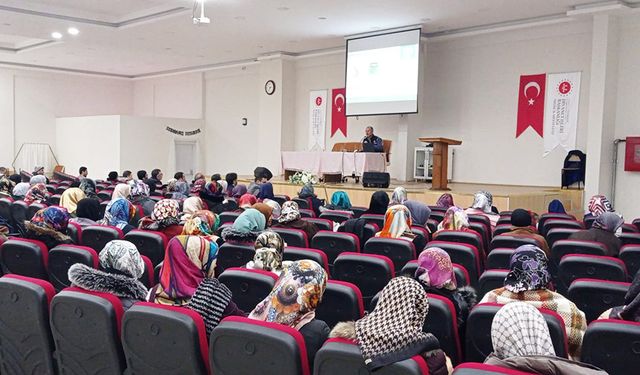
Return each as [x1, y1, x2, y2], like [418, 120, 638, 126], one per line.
[166, 179, 178, 193]
[249, 259, 327, 330]
[238, 194, 258, 209]
[588, 195, 613, 216]
[415, 248, 457, 291]
[130, 180, 150, 197]
[504, 245, 551, 293]
[491, 302, 555, 359]
[247, 231, 286, 273]
[12, 182, 30, 197]
[79, 178, 98, 199]
[472, 191, 493, 213]
[403, 200, 431, 226]
[60, 188, 86, 214]
[154, 235, 218, 306]
[101, 198, 135, 230]
[0, 175, 16, 194]
[30, 206, 70, 233]
[439, 206, 470, 231]
[355, 277, 439, 371]
[390, 187, 408, 206]
[377, 205, 413, 239]
[176, 181, 190, 197]
[436, 193, 454, 209]
[190, 178, 206, 194]
[24, 183, 50, 205]
[29, 175, 46, 185]
[592, 212, 624, 233]
[111, 183, 131, 201]
[263, 199, 281, 220]
[231, 184, 247, 198]
[182, 197, 205, 217]
[367, 191, 390, 215]
[279, 201, 301, 224]
[142, 199, 181, 229]
[182, 210, 219, 237]
[330, 191, 352, 210]
[99, 240, 145, 279]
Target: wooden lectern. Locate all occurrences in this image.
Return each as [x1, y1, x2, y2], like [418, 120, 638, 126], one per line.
[418, 137, 462, 190]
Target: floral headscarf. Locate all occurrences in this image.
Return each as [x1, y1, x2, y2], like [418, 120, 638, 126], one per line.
[130, 180, 150, 197]
[588, 195, 613, 216]
[153, 235, 218, 306]
[438, 206, 470, 231]
[377, 205, 414, 239]
[249, 259, 327, 330]
[279, 201, 301, 224]
[247, 231, 286, 274]
[471, 191, 493, 213]
[238, 194, 257, 209]
[101, 198, 135, 230]
[592, 212, 624, 233]
[415, 248, 457, 291]
[330, 191, 352, 210]
[390, 187, 408, 205]
[99, 240, 145, 279]
[79, 178, 98, 199]
[504, 245, 551, 293]
[59, 188, 86, 214]
[182, 210, 219, 237]
[436, 193, 454, 209]
[140, 199, 181, 230]
[491, 302, 555, 359]
[29, 206, 70, 233]
[24, 183, 50, 205]
[190, 178, 206, 195]
[111, 183, 131, 201]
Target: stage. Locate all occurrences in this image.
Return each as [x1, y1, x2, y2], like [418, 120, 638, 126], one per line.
[237, 177, 584, 216]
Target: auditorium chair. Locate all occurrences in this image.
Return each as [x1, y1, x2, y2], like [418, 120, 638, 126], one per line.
[622, 223, 639, 233]
[216, 243, 255, 274]
[0, 238, 49, 279]
[633, 218, 640, 232]
[465, 303, 569, 362]
[360, 213, 385, 230]
[337, 222, 378, 246]
[499, 211, 513, 217]
[27, 202, 47, 220]
[619, 233, 640, 246]
[411, 225, 430, 250]
[299, 208, 316, 218]
[215, 222, 232, 237]
[271, 227, 309, 248]
[429, 205, 448, 214]
[568, 278, 630, 323]
[550, 239, 607, 267]
[332, 252, 394, 309]
[97, 191, 112, 201]
[429, 210, 445, 223]
[10, 200, 29, 233]
[581, 319, 640, 375]
[469, 222, 491, 252]
[138, 255, 155, 288]
[468, 214, 492, 234]
[50, 287, 126, 374]
[66, 221, 83, 244]
[292, 197, 311, 209]
[489, 235, 538, 250]
[557, 254, 628, 295]
[541, 219, 583, 237]
[283, 247, 330, 275]
[319, 210, 353, 224]
[434, 230, 485, 257]
[218, 267, 278, 312]
[0, 197, 13, 223]
[492, 224, 512, 236]
[0, 275, 56, 374]
[314, 338, 429, 375]
[301, 217, 333, 231]
[210, 316, 311, 375]
[477, 269, 509, 299]
[486, 248, 515, 270]
[48, 244, 98, 290]
[545, 228, 580, 248]
[424, 293, 463, 365]
[310, 231, 360, 266]
[315, 280, 364, 328]
[426, 241, 482, 287]
[81, 225, 124, 251]
[219, 211, 241, 225]
[273, 195, 289, 206]
[619, 244, 640, 277]
[426, 218, 438, 234]
[351, 206, 367, 218]
[95, 183, 108, 190]
[124, 230, 168, 266]
[584, 215, 596, 229]
[45, 184, 57, 194]
[452, 363, 537, 374]
[496, 216, 512, 226]
[399, 260, 470, 287]
[538, 213, 576, 232]
[363, 237, 417, 273]
[122, 302, 210, 375]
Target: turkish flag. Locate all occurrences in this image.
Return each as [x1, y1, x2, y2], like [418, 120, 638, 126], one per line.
[331, 88, 347, 137]
[516, 74, 546, 138]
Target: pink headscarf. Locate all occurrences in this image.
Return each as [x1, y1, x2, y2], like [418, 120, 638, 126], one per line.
[415, 248, 457, 291]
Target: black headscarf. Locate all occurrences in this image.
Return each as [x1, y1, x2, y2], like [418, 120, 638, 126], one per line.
[76, 198, 102, 221]
[366, 191, 390, 215]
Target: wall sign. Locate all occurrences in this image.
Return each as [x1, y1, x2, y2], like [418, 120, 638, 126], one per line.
[166, 126, 201, 136]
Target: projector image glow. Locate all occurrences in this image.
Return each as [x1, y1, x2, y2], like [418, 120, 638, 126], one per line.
[193, 16, 210, 25]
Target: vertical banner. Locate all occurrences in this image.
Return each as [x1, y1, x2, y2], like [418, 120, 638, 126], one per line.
[544, 72, 581, 156]
[331, 88, 347, 137]
[516, 73, 546, 138]
[308, 90, 327, 150]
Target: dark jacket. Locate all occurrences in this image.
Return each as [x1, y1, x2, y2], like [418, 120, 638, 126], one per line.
[484, 353, 608, 375]
[568, 227, 622, 256]
[299, 319, 330, 369]
[363, 135, 384, 152]
[506, 227, 551, 257]
[298, 194, 324, 217]
[24, 221, 73, 250]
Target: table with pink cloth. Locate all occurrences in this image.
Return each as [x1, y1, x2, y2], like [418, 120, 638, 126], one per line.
[281, 151, 386, 176]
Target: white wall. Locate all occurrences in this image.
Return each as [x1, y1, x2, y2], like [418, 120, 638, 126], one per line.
[133, 72, 203, 119]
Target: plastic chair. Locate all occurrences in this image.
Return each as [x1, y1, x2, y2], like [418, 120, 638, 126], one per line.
[581, 319, 640, 375]
[363, 237, 416, 274]
[81, 225, 124, 251]
[568, 278, 630, 323]
[332, 252, 394, 309]
[426, 241, 482, 287]
[48, 245, 99, 291]
[315, 280, 364, 329]
[218, 267, 278, 313]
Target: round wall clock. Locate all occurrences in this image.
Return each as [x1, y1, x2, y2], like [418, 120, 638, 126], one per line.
[265, 80, 276, 95]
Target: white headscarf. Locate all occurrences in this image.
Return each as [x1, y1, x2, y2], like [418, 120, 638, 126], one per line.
[12, 182, 30, 196]
[111, 183, 131, 201]
[491, 302, 555, 359]
[390, 186, 408, 205]
[472, 190, 493, 213]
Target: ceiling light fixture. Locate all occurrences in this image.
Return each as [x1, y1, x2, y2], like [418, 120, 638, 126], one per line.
[192, 0, 211, 25]
[67, 27, 79, 35]
[51, 31, 63, 39]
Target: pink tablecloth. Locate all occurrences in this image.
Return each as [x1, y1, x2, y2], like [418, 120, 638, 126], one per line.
[281, 151, 386, 176]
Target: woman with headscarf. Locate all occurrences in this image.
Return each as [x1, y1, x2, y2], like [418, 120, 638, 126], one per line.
[0, 173, 16, 197]
[129, 180, 155, 216]
[24, 183, 50, 205]
[70, 198, 101, 227]
[59, 187, 86, 216]
[100, 198, 136, 234]
[250, 259, 329, 369]
[363, 191, 390, 215]
[403, 200, 431, 227]
[586, 194, 613, 218]
[415, 248, 477, 333]
[29, 175, 47, 186]
[24, 206, 73, 249]
[190, 176, 207, 196]
[330, 277, 450, 374]
[166, 179, 187, 200]
[485, 303, 607, 375]
[221, 208, 266, 245]
[236, 193, 258, 212]
[12, 182, 30, 199]
[79, 178, 98, 200]
[376, 205, 416, 242]
[568, 212, 623, 257]
[139, 199, 183, 239]
[600, 268, 640, 322]
[68, 240, 148, 310]
[436, 206, 476, 234]
[181, 196, 205, 221]
[231, 184, 247, 199]
[390, 186, 408, 206]
[111, 183, 131, 201]
[320, 191, 353, 214]
[273, 201, 319, 240]
[246, 231, 291, 276]
[480, 245, 587, 359]
[465, 191, 499, 230]
[182, 210, 221, 245]
[436, 193, 454, 209]
[548, 199, 567, 214]
[252, 202, 273, 227]
[298, 183, 324, 217]
[262, 199, 281, 221]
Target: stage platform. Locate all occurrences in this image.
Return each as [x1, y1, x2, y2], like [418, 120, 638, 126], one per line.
[238, 177, 584, 217]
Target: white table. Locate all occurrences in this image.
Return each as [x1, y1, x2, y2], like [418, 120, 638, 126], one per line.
[281, 151, 386, 176]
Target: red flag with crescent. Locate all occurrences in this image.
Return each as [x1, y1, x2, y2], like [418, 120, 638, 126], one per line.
[516, 74, 546, 138]
[331, 88, 347, 137]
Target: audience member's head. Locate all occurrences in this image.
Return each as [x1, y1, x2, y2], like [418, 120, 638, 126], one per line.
[592, 212, 624, 233]
[137, 170, 148, 180]
[279, 201, 301, 224]
[588, 194, 613, 216]
[130, 179, 150, 198]
[26, 206, 70, 238]
[440, 206, 469, 230]
[24, 183, 49, 205]
[378, 205, 413, 239]
[471, 190, 493, 213]
[79, 178, 98, 199]
[436, 193, 454, 208]
[151, 168, 163, 181]
[182, 196, 205, 217]
[76, 198, 101, 221]
[263, 199, 281, 220]
[33, 166, 44, 175]
[367, 191, 390, 215]
[415, 248, 457, 291]
[122, 170, 132, 180]
[505, 245, 550, 293]
[510, 208, 532, 228]
[112, 183, 131, 200]
[252, 203, 273, 226]
[491, 302, 555, 360]
[29, 175, 46, 185]
[225, 173, 238, 187]
[211, 173, 221, 182]
[101, 198, 135, 230]
[12, 182, 30, 197]
[548, 199, 566, 214]
[231, 184, 247, 198]
[247, 231, 287, 274]
[182, 210, 218, 237]
[141, 199, 180, 230]
[253, 167, 273, 182]
[107, 171, 119, 182]
[174, 172, 185, 181]
[221, 208, 266, 243]
[403, 200, 431, 227]
[98, 240, 146, 279]
[238, 193, 257, 209]
[390, 186, 407, 205]
[298, 183, 316, 198]
[8, 174, 21, 185]
[60, 187, 86, 214]
[0, 167, 6, 176]
[79, 166, 88, 177]
[330, 191, 352, 210]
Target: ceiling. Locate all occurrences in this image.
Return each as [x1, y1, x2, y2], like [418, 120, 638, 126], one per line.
[0, 0, 631, 78]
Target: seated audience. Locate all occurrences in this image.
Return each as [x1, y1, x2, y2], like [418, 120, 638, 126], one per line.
[376, 205, 416, 242]
[139, 199, 183, 239]
[246, 231, 291, 276]
[181, 210, 221, 245]
[250, 259, 329, 369]
[137, 170, 148, 181]
[273, 201, 319, 240]
[390, 186, 407, 206]
[252, 202, 273, 227]
[70, 198, 101, 227]
[122, 170, 133, 182]
[585, 194, 613, 220]
[79, 178, 98, 199]
[24, 183, 50, 205]
[60, 187, 86, 216]
[231, 184, 247, 198]
[363, 191, 390, 215]
[465, 191, 500, 229]
[107, 171, 119, 184]
[403, 200, 431, 227]
[182, 196, 205, 221]
[248, 167, 273, 196]
[330, 277, 450, 374]
[146, 168, 163, 187]
[320, 191, 353, 214]
[599, 268, 640, 322]
[436, 193, 454, 209]
[129, 180, 155, 216]
[221, 208, 266, 245]
[436, 206, 475, 234]
[505, 208, 550, 256]
[480, 245, 586, 359]
[225, 172, 238, 196]
[568, 212, 623, 256]
[263, 199, 281, 221]
[298, 183, 324, 217]
[237, 193, 258, 210]
[548, 199, 567, 214]
[101, 198, 136, 234]
[12, 181, 30, 199]
[68, 240, 148, 311]
[111, 183, 131, 201]
[24, 206, 73, 249]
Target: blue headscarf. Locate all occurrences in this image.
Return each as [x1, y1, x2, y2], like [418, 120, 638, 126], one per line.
[330, 191, 351, 210]
[548, 199, 566, 214]
[101, 198, 134, 230]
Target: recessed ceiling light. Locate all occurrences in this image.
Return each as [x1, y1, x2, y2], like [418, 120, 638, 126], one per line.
[165, 47, 172, 51]
[67, 27, 79, 35]
[51, 32, 63, 39]
[318, 16, 327, 20]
